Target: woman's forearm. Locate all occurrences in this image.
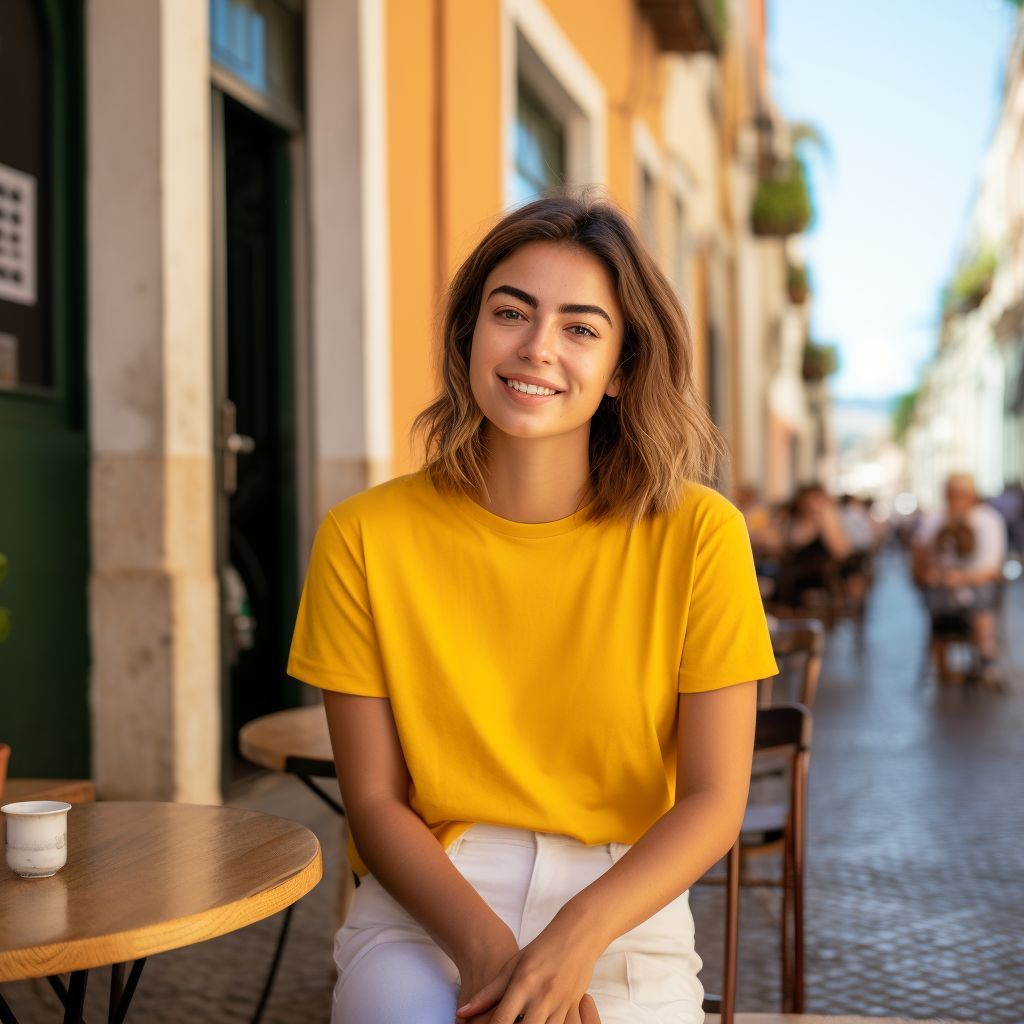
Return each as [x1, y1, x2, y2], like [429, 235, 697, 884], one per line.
[348, 798, 516, 966]
[552, 788, 746, 953]
[553, 682, 758, 956]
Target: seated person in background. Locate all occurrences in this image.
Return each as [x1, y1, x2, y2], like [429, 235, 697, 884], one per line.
[837, 494, 878, 605]
[774, 484, 852, 608]
[912, 473, 1007, 686]
[736, 483, 782, 595]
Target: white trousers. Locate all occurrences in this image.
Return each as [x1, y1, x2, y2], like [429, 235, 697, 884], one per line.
[332, 824, 704, 1024]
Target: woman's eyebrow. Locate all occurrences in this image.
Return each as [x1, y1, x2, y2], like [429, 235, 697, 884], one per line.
[487, 284, 537, 307]
[558, 303, 612, 327]
[486, 285, 613, 327]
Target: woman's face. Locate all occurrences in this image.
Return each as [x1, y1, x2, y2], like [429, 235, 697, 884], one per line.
[468, 241, 625, 443]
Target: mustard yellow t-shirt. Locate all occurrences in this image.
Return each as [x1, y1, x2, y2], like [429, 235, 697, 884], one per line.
[287, 471, 777, 871]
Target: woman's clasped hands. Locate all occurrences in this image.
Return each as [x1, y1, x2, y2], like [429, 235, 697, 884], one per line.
[455, 911, 604, 1024]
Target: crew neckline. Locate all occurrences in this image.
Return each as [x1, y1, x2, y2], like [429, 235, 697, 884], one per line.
[424, 472, 593, 538]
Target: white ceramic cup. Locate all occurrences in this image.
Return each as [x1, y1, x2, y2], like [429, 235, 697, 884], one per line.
[1, 800, 72, 878]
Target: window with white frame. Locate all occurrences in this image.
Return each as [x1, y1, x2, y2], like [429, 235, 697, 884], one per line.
[633, 120, 662, 258]
[513, 79, 566, 205]
[503, 0, 605, 207]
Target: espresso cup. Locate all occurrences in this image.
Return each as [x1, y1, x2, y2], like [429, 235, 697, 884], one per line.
[1, 800, 72, 878]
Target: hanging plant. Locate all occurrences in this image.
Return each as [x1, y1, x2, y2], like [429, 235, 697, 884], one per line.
[943, 249, 996, 314]
[752, 158, 813, 237]
[787, 262, 810, 304]
[802, 341, 838, 382]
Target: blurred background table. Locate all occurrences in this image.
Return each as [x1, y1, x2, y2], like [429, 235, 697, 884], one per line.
[1, 780, 95, 805]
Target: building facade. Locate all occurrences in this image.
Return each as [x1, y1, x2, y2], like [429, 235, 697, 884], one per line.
[905, 9, 1021, 509]
[0, 0, 816, 799]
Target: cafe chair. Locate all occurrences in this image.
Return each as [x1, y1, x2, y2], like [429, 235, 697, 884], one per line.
[916, 560, 1012, 689]
[700, 839, 740, 1024]
[699, 703, 813, 1015]
[759, 619, 825, 710]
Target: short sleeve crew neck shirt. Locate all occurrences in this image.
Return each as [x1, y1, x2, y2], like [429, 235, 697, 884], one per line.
[288, 471, 778, 871]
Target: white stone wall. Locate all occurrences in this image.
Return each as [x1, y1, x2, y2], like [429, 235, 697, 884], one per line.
[87, 0, 219, 803]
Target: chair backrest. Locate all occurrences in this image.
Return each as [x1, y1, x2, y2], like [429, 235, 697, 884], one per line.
[767, 619, 825, 709]
[754, 702, 813, 754]
[706, 703, 814, 1024]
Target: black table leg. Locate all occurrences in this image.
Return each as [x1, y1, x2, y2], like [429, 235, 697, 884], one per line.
[109, 960, 145, 1024]
[294, 774, 345, 817]
[62, 971, 87, 1024]
[46, 975, 70, 1007]
[0, 990, 20, 1024]
[250, 904, 294, 1024]
[107, 963, 123, 1024]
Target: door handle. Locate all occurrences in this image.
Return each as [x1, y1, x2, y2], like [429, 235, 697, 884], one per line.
[226, 433, 256, 455]
[219, 401, 254, 495]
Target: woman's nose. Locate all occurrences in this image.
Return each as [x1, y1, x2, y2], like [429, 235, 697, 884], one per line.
[517, 321, 556, 362]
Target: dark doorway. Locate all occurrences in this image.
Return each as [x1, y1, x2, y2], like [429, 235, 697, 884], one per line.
[0, 0, 89, 778]
[215, 94, 299, 784]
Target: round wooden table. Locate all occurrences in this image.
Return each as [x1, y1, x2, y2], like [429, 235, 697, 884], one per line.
[239, 704, 334, 778]
[0, 802, 322, 1022]
[237, 705, 344, 1022]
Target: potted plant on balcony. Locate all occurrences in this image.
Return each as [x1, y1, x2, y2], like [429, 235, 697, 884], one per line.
[802, 341, 838, 382]
[787, 262, 810, 304]
[752, 157, 813, 237]
[943, 249, 997, 314]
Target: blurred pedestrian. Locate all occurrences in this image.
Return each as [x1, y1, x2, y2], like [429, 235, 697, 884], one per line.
[912, 473, 1007, 687]
[288, 192, 777, 1024]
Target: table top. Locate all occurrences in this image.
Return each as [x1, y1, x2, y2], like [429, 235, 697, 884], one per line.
[0, 801, 322, 981]
[239, 704, 334, 775]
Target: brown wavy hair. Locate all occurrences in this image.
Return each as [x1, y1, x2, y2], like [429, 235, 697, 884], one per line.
[414, 188, 726, 523]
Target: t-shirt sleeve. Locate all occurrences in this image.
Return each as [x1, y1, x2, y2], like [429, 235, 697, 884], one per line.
[287, 509, 389, 696]
[678, 510, 779, 693]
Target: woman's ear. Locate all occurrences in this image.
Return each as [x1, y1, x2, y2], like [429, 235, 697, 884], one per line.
[605, 372, 622, 399]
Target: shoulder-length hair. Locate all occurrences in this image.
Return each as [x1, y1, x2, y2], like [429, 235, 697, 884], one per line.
[414, 188, 726, 523]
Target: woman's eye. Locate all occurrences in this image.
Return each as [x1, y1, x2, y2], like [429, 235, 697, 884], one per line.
[496, 308, 524, 321]
[568, 324, 597, 338]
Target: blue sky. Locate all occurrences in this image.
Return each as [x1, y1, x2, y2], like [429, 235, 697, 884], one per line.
[768, 0, 1017, 401]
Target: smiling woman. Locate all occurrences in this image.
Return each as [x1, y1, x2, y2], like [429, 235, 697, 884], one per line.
[417, 190, 726, 524]
[287, 190, 778, 1024]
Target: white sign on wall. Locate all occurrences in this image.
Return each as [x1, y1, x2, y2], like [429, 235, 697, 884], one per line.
[0, 163, 36, 307]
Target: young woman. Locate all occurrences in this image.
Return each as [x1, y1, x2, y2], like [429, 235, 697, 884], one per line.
[774, 484, 852, 610]
[288, 192, 778, 1024]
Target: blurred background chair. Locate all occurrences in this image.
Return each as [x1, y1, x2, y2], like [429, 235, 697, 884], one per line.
[759, 619, 825, 710]
[699, 703, 813, 1014]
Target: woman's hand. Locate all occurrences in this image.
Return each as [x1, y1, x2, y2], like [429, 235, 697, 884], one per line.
[456, 910, 605, 1024]
[455, 926, 520, 1023]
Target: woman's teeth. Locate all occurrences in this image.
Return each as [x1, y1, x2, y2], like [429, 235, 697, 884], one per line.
[504, 378, 558, 396]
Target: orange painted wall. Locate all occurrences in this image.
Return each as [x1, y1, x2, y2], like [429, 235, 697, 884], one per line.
[386, 0, 710, 474]
[387, 0, 503, 474]
[387, 0, 439, 472]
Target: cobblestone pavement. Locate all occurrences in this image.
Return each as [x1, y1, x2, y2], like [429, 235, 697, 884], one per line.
[4, 546, 1021, 1022]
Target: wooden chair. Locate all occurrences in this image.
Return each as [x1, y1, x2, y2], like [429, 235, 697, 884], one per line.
[918, 565, 1009, 689]
[699, 703, 813, 1015]
[759, 619, 825, 710]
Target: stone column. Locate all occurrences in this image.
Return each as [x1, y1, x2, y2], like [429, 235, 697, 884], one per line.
[307, 0, 391, 524]
[87, 0, 220, 803]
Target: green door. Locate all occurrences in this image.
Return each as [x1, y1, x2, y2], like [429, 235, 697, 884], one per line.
[0, 0, 89, 778]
